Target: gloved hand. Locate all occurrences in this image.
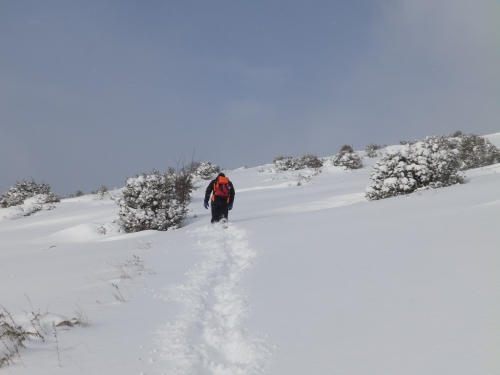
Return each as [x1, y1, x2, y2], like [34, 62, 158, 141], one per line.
[228, 203, 233, 210]
[204, 201, 209, 209]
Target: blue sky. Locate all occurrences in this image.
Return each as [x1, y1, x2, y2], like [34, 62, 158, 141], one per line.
[1, 1, 499, 195]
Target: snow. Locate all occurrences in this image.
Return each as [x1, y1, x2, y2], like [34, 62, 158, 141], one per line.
[383, 177, 398, 186]
[487, 132, 500, 148]
[1, 134, 499, 374]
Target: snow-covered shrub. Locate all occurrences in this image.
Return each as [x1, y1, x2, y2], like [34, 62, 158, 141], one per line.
[274, 156, 296, 172]
[90, 185, 107, 195]
[0, 195, 57, 220]
[0, 179, 59, 208]
[118, 170, 192, 232]
[339, 144, 354, 153]
[366, 135, 463, 200]
[21, 196, 57, 216]
[193, 161, 220, 180]
[364, 143, 382, 158]
[331, 146, 363, 170]
[456, 134, 500, 170]
[274, 154, 323, 172]
[90, 185, 108, 200]
[297, 154, 324, 169]
[399, 140, 417, 146]
[332, 152, 363, 169]
[74, 190, 85, 197]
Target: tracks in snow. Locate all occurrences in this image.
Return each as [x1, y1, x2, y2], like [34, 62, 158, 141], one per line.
[159, 223, 271, 375]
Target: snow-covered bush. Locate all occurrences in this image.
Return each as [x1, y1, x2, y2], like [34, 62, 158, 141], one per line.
[339, 144, 354, 153]
[332, 152, 363, 169]
[118, 170, 192, 232]
[274, 156, 296, 172]
[21, 196, 57, 216]
[399, 140, 417, 146]
[0, 179, 59, 208]
[331, 146, 363, 170]
[90, 185, 108, 195]
[90, 185, 108, 200]
[274, 154, 323, 172]
[456, 134, 500, 170]
[297, 154, 324, 169]
[364, 143, 382, 158]
[74, 190, 85, 197]
[193, 162, 220, 180]
[366, 135, 463, 200]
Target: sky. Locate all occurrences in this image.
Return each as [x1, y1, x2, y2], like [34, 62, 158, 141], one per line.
[1, 0, 499, 195]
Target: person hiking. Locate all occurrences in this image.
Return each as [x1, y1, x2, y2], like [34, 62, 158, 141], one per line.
[204, 173, 235, 223]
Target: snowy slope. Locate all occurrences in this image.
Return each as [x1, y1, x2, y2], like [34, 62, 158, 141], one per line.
[1, 134, 499, 374]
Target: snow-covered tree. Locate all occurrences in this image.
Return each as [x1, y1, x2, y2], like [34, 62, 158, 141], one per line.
[118, 170, 191, 232]
[274, 154, 323, 172]
[193, 162, 220, 180]
[339, 144, 354, 153]
[0, 179, 60, 208]
[366, 135, 463, 200]
[87, 185, 109, 200]
[297, 154, 323, 169]
[364, 143, 382, 158]
[331, 145, 363, 170]
[74, 190, 85, 197]
[456, 134, 500, 170]
[274, 156, 296, 172]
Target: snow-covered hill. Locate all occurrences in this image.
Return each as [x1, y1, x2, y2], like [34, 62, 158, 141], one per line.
[1, 134, 499, 374]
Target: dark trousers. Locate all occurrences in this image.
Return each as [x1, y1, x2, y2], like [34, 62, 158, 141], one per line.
[211, 201, 229, 223]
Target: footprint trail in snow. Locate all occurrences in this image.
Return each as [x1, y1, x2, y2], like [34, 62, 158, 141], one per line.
[159, 223, 272, 375]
